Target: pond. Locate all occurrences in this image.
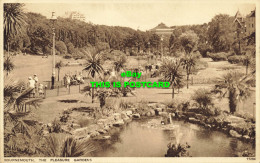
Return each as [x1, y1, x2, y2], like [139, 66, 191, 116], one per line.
[93, 118, 254, 157]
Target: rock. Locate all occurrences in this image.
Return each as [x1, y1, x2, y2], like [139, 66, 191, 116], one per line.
[126, 110, 133, 116]
[206, 117, 216, 124]
[72, 123, 81, 129]
[42, 130, 49, 135]
[123, 117, 131, 123]
[81, 135, 91, 141]
[229, 130, 242, 138]
[113, 120, 124, 127]
[97, 129, 107, 134]
[195, 114, 205, 121]
[188, 117, 200, 123]
[224, 115, 245, 124]
[243, 135, 250, 141]
[47, 123, 52, 127]
[73, 127, 89, 137]
[90, 131, 99, 138]
[150, 110, 156, 116]
[121, 112, 128, 119]
[145, 111, 152, 117]
[103, 136, 111, 139]
[222, 127, 229, 133]
[156, 108, 163, 112]
[132, 113, 141, 119]
[184, 112, 196, 118]
[147, 103, 156, 109]
[130, 108, 137, 112]
[158, 112, 168, 117]
[97, 119, 108, 125]
[171, 113, 175, 118]
[140, 112, 146, 116]
[104, 125, 110, 131]
[113, 113, 121, 120]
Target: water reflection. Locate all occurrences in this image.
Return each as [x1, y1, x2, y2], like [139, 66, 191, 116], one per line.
[93, 118, 254, 157]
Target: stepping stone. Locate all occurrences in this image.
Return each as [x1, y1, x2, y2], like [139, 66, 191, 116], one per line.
[132, 113, 141, 119]
[113, 120, 124, 127]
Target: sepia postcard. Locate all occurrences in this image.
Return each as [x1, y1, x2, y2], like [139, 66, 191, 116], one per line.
[0, 0, 259, 162]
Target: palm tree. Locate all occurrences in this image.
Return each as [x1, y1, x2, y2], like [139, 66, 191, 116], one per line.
[213, 71, 252, 114]
[160, 59, 183, 99]
[4, 56, 14, 76]
[43, 134, 97, 157]
[4, 77, 43, 155]
[55, 61, 63, 81]
[113, 55, 127, 73]
[4, 77, 42, 112]
[83, 50, 104, 103]
[4, 3, 27, 56]
[181, 55, 196, 89]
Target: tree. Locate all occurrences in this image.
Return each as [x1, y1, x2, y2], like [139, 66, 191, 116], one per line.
[179, 30, 199, 89]
[55, 61, 63, 81]
[56, 41, 67, 55]
[83, 49, 104, 103]
[113, 55, 127, 72]
[207, 14, 235, 52]
[179, 30, 199, 55]
[4, 56, 15, 76]
[159, 59, 183, 99]
[181, 54, 197, 89]
[4, 3, 27, 55]
[66, 42, 75, 54]
[4, 77, 43, 157]
[4, 77, 42, 112]
[149, 33, 160, 52]
[213, 72, 251, 114]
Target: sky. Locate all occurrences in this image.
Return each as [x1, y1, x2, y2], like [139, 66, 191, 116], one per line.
[23, 2, 256, 31]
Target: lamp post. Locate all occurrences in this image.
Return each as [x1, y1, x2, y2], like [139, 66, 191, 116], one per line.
[50, 12, 57, 89]
[161, 36, 164, 58]
[147, 42, 150, 63]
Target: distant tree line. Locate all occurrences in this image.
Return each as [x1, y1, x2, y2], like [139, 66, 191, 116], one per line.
[4, 4, 255, 59]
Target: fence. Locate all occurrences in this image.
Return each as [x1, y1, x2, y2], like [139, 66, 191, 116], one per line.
[41, 80, 85, 98]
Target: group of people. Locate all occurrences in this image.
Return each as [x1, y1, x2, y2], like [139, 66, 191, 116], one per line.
[63, 72, 84, 88]
[28, 74, 44, 97]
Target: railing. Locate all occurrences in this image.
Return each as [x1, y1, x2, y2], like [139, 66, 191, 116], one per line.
[39, 80, 85, 98]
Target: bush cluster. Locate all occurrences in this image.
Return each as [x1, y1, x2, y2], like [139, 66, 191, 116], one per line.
[208, 52, 230, 61]
[227, 55, 246, 64]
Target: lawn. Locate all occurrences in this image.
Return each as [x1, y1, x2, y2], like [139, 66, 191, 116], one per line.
[8, 54, 256, 124]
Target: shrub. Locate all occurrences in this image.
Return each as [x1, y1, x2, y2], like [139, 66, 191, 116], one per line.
[56, 41, 67, 55]
[227, 55, 245, 64]
[208, 52, 230, 61]
[136, 100, 149, 113]
[51, 119, 62, 133]
[118, 99, 135, 110]
[177, 101, 190, 112]
[77, 118, 92, 128]
[104, 98, 120, 113]
[164, 100, 177, 109]
[192, 88, 213, 110]
[63, 55, 72, 59]
[130, 51, 138, 56]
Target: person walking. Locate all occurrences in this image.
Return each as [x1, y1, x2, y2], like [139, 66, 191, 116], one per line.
[28, 77, 35, 98]
[33, 74, 39, 96]
[66, 74, 71, 89]
[38, 83, 44, 97]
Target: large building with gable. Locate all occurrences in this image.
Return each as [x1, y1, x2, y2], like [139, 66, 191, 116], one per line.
[150, 23, 174, 37]
[233, 9, 255, 36]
